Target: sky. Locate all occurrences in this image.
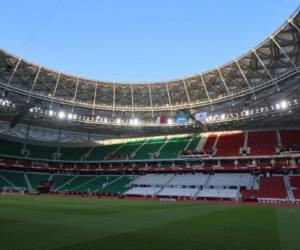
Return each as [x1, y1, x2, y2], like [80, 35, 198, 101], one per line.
[1, 0, 299, 82]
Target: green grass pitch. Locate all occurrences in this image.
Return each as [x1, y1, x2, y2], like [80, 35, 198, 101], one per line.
[0, 195, 299, 250]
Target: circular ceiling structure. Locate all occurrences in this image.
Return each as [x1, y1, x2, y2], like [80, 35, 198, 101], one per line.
[0, 7, 300, 115]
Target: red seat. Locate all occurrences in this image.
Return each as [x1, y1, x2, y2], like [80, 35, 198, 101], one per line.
[215, 133, 244, 156]
[248, 131, 277, 155]
[255, 176, 287, 199]
[202, 134, 217, 152]
[280, 130, 300, 151]
[289, 176, 300, 199]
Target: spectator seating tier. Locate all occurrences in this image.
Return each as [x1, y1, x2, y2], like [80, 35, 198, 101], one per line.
[158, 187, 198, 197]
[289, 176, 300, 199]
[203, 134, 217, 151]
[27, 173, 50, 191]
[168, 174, 209, 186]
[101, 176, 133, 194]
[253, 176, 287, 199]
[207, 174, 253, 187]
[132, 174, 174, 186]
[125, 187, 161, 196]
[248, 131, 277, 155]
[215, 133, 244, 156]
[197, 188, 239, 199]
[157, 137, 191, 159]
[280, 130, 300, 151]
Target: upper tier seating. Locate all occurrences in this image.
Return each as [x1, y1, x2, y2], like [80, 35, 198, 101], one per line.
[202, 134, 217, 154]
[215, 133, 244, 156]
[196, 188, 239, 199]
[248, 131, 277, 155]
[289, 176, 300, 199]
[132, 174, 174, 186]
[185, 135, 201, 152]
[168, 174, 209, 186]
[0, 138, 23, 157]
[59, 147, 90, 161]
[157, 137, 190, 159]
[110, 142, 142, 160]
[86, 144, 121, 161]
[1, 130, 299, 162]
[253, 176, 288, 199]
[125, 187, 161, 196]
[132, 139, 165, 160]
[26, 144, 57, 159]
[158, 187, 198, 197]
[207, 174, 253, 187]
[280, 130, 300, 151]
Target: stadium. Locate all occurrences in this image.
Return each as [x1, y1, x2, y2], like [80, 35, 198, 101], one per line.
[0, 2, 300, 250]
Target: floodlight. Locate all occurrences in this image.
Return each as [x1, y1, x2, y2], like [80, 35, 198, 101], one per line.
[280, 100, 287, 109]
[58, 111, 66, 119]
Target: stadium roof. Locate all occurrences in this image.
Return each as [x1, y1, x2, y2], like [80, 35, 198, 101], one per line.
[1, 6, 300, 136]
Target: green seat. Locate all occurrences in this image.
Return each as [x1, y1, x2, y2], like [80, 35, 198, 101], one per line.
[0, 171, 28, 190]
[101, 176, 133, 194]
[59, 147, 90, 161]
[27, 173, 50, 191]
[0, 138, 23, 157]
[74, 176, 118, 193]
[132, 139, 165, 160]
[86, 144, 121, 161]
[26, 144, 57, 159]
[186, 135, 202, 151]
[52, 174, 76, 191]
[157, 137, 191, 159]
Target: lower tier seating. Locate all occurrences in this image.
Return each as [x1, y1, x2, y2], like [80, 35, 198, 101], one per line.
[207, 174, 253, 187]
[289, 176, 300, 199]
[27, 173, 50, 190]
[125, 187, 161, 196]
[0, 171, 28, 190]
[132, 174, 174, 186]
[0, 170, 297, 202]
[168, 174, 209, 186]
[158, 187, 198, 197]
[101, 176, 133, 194]
[242, 176, 288, 200]
[196, 188, 239, 199]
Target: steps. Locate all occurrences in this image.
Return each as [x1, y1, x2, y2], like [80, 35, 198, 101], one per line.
[100, 176, 122, 191]
[54, 176, 77, 192]
[284, 175, 294, 201]
[195, 135, 208, 151]
[155, 139, 169, 158]
[0, 174, 15, 189]
[24, 173, 33, 192]
[131, 140, 148, 158]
